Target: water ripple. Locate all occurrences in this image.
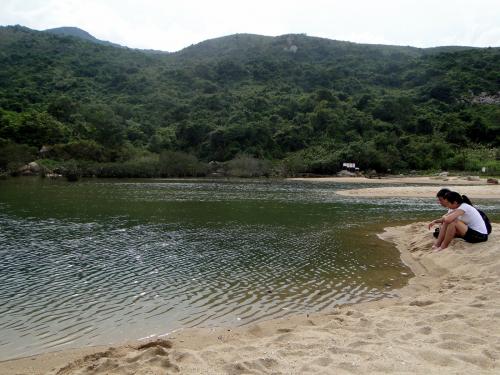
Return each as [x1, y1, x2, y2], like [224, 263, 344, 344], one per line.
[3, 179, 482, 360]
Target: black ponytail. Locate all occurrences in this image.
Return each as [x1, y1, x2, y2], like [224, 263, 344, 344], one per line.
[443, 192, 473, 206]
[461, 195, 473, 205]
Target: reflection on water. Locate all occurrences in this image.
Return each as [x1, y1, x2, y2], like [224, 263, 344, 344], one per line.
[0, 178, 498, 360]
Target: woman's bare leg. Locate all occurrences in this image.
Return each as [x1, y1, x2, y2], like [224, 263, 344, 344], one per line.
[439, 222, 457, 250]
[437, 221, 468, 250]
[454, 221, 468, 237]
[433, 222, 448, 248]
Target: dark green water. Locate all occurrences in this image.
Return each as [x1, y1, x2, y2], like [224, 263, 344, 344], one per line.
[0, 177, 498, 360]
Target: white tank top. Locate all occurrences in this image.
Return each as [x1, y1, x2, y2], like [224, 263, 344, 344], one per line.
[458, 203, 488, 234]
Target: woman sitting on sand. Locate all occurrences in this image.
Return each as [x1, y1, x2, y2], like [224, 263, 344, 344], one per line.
[431, 191, 488, 251]
[428, 188, 452, 237]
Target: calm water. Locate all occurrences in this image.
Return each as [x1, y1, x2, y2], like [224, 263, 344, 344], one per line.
[0, 177, 498, 360]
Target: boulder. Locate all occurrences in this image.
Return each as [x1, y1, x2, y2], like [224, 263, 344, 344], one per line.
[465, 176, 480, 181]
[28, 162, 40, 173]
[337, 170, 356, 177]
[18, 164, 32, 175]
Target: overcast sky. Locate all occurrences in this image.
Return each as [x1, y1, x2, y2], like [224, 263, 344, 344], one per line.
[1, 0, 499, 51]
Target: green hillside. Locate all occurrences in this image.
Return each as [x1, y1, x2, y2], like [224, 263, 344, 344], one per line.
[0, 25, 498, 177]
[44, 26, 120, 47]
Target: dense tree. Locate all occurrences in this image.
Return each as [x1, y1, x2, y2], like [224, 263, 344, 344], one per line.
[47, 96, 77, 122]
[0, 25, 498, 176]
[1, 111, 69, 148]
[81, 104, 125, 147]
[0, 139, 37, 172]
[159, 150, 205, 177]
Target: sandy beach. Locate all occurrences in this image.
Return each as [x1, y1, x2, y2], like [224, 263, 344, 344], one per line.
[291, 175, 500, 199]
[337, 185, 500, 199]
[2, 220, 499, 374]
[290, 175, 494, 185]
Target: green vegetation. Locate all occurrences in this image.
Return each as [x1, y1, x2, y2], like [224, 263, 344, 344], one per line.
[0, 25, 499, 177]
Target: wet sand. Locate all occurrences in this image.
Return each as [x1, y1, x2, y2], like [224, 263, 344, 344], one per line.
[291, 175, 500, 199]
[290, 175, 493, 185]
[3, 222, 499, 374]
[336, 185, 500, 199]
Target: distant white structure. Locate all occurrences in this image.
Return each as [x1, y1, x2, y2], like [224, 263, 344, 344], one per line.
[39, 145, 52, 157]
[342, 162, 360, 172]
[284, 36, 299, 53]
[284, 45, 298, 53]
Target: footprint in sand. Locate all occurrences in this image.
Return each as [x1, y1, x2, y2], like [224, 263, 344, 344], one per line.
[417, 326, 432, 335]
[400, 332, 415, 340]
[409, 300, 435, 307]
[417, 350, 458, 367]
[55, 340, 179, 375]
[436, 340, 472, 351]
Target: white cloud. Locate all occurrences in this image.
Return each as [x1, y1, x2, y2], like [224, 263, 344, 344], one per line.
[0, 0, 499, 51]
[475, 27, 500, 47]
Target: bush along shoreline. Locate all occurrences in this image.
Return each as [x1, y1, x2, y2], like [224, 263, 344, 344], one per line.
[6, 153, 283, 180]
[4, 150, 500, 182]
[2, 136, 499, 181]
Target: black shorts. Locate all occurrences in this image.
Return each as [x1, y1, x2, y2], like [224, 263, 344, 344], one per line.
[462, 228, 488, 243]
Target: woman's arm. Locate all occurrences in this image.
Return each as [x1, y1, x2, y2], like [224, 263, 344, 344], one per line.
[428, 218, 444, 229]
[442, 209, 464, 224]
[428, 211, 454, 229]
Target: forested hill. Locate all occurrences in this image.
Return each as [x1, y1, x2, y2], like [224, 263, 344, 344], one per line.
[0, 25, 499, 176]
[44, 27, 122, 48]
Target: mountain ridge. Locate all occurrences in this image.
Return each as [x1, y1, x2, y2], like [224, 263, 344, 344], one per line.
[42, 26, 170, 54]
[43, 26, 123, 48]
[4, 25, 489, 56]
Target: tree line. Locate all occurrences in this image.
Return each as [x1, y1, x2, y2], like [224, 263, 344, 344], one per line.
[0, 26, 499, 177]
